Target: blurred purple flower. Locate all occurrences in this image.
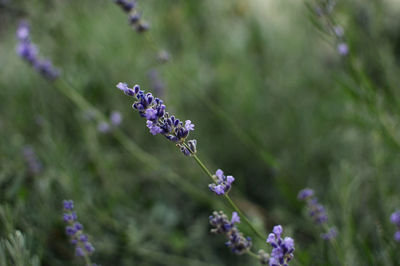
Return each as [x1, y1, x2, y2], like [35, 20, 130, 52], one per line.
[209, 211, 252, 254]
[390, 211, 400, 242]
[16, 21, 60, 80]
[337, 42, 349, 56]
[22, 145, 42, 175]
[62, 200, 95, 259]
[110, 111, 122, 126]
[114, 0, 149, 33]
[97, 121, 111, 133]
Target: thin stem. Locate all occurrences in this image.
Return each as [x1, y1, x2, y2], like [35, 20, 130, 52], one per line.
[247, 250, 260, 260]
[191, 153, 266, 241]
[82, 252, 92, 266]
[191, 154, 214, 182]
[225, 194, 266, 241]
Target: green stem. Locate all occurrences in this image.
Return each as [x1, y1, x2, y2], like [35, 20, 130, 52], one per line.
[224, 194, 266, 241]
[247, 250, 260, 260]
[82, 250, 92, 266]
[191, 154, 266, 241]
[191, 154, 214, 182]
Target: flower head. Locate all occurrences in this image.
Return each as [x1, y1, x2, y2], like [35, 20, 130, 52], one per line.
[298, 188, 336, 240]
[321, 227, 338, 240]
[117, 82, 196, 156]
[62, 200, 95, 259]
[337, 42, 349, 56]
[22, 145, 42, 175]
[390, 211, 400, 242]
[209, 211, 252, 255]
[297, 188, 314, 200]
[265, 225, 295, 265]
[16, 21, 60, 80]
[110, 111, 123, 126]
[114, 0, 149, 33]
[209, 169, 235, 195]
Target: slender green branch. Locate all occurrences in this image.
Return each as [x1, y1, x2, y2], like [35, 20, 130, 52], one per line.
[224, 194, 266, 241]
[247, 250, 260, 260]
[191, 154, 214, 182]
[82, 250, 92, 266]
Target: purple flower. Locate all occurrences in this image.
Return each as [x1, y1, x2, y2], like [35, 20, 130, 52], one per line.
[333, 25, 344, 37]
[231, 212, 240, 224]
[146, 120, 162, 135]
[272, 225, 282, 237]
[298, 188, 336, 240]
[22, 145, 42, 175]
[298, 188, 329, 225]
[209, 211, 252, 255]
[62, 200, 95, 260]
[114, 0, 149, 33]
[265, 225, 295, 265]
[185, 120, 195, 131]
[16, 22, 29, 40]
[391, 211, 400, 226]
[390, 211, 400, 242]
[16, 21, 60, 80]
[97, 121, 111, 133]
[337, 43, 349, 56]
[145, 108, 157, 120]
[75, 247, 84, 257]
[321, 227, 338, 240]
[66, 226, 76, 236]
[110, 111, 122, 126]
[209, 169, 235, 195]
[117, 82, 129, 92]
[117, 82, 196, 156]
[395, 231, 400, 242]
[63, 200, 74, 210]
[297, 188, 314, 200]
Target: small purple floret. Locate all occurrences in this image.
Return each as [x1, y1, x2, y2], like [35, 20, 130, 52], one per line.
[209, 169, 235, 195]
[209, 211, 252, 254]
[337, 43, 349, 56]
[265, 225, 295, 265]
[62, 200, 95, 260]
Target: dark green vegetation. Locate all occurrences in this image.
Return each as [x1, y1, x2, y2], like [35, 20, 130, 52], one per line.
[1, 0, 400, 265]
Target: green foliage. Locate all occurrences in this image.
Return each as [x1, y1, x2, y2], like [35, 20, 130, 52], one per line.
[0, 231, 39, 266]
[1, 0, 400, 265]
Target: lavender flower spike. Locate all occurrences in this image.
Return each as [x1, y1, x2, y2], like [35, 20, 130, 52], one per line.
[116, 82, 197, 156]
[390, 211, 400, 242]
[16, 21, 60, 80]
[22, 145, 42, 175]
[209, 211, 252, 255]
[62, 200, 96, 260]
[262, 225, 295, 266]
[208, 169, 235, 195]
[114, 0, 149, 33]
[298, 188, 337, 241]
[298, 188, 328, 225]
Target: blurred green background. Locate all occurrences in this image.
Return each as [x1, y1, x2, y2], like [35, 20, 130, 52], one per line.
[1, 0, 400, 265]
